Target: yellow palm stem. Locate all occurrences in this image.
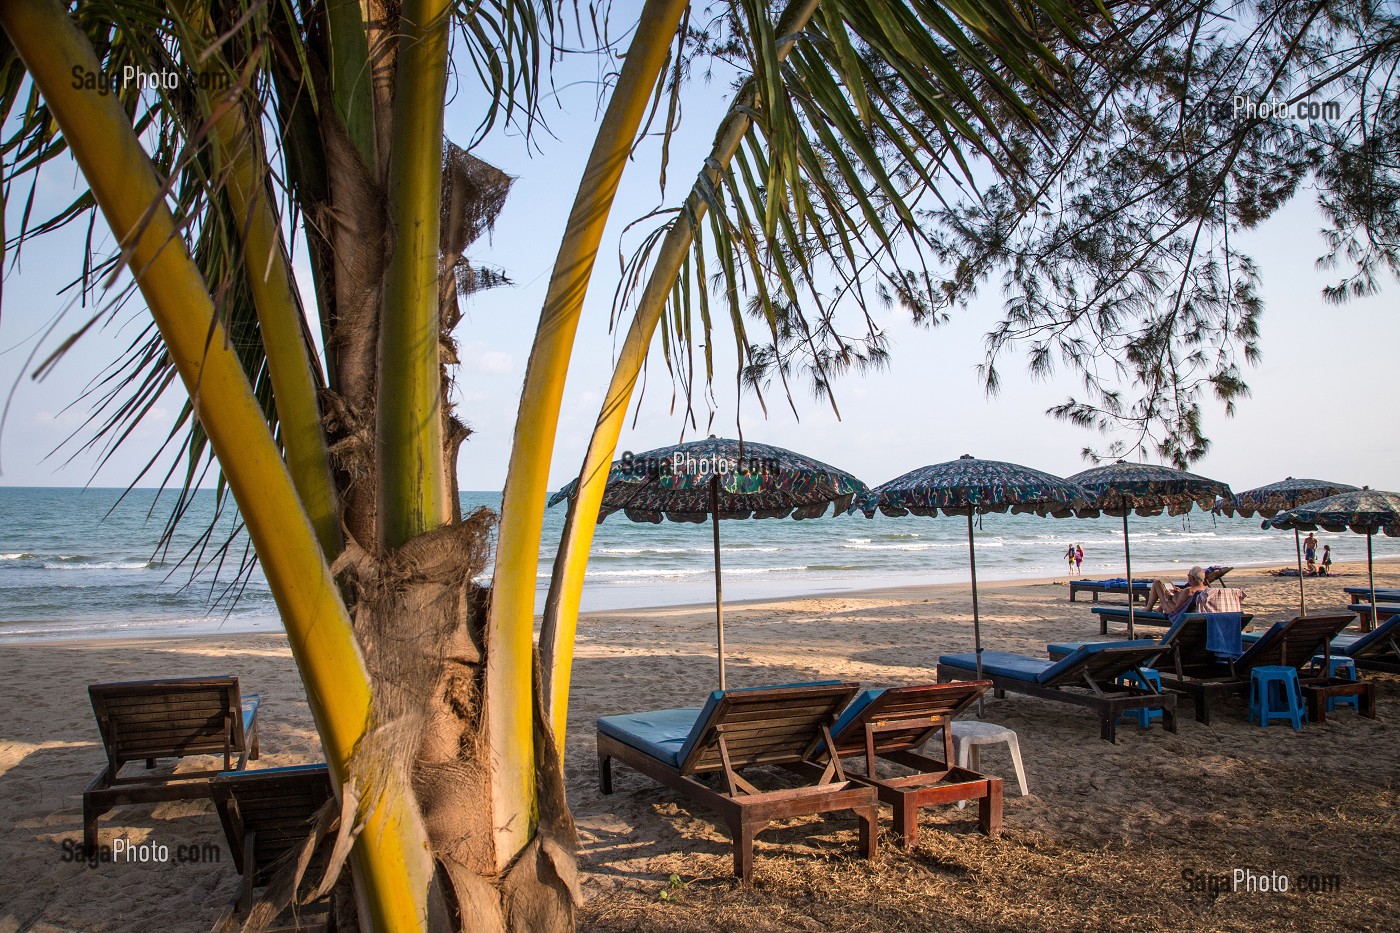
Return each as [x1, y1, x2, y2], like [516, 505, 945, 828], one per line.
[172, 4, 343, 558]
[378, 0, 453, 549]
[0, 3, 434, 928]
[486, 0, 689, 869]
[540, 0, 820, 747]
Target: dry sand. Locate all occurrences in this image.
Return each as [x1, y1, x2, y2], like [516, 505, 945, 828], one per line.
[1, 562, 1396, 932]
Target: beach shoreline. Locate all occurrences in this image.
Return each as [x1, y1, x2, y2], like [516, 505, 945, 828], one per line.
[5, 554, 1398, 647]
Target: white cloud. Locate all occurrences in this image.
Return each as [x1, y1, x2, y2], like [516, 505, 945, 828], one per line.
[460, 342, 514, 374]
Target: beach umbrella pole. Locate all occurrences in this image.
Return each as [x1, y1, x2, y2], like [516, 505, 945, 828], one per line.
[711, 477, 726, 690]
[1295, 529, 1306, 616]
[1123, 513, 1135, 640]
[1367, 531, 1376, 634]
[966, 511, 982, 680]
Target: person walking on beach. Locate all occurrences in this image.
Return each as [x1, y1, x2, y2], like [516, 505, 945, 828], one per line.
[1320, 544, 1333, 576]
[1304, 532, 1319, 574]
[1066, 544, 1079, 577]
[1074, 544, 1084, 575]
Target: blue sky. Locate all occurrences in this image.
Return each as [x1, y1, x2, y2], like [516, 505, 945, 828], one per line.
[1, 36, 1397, 497]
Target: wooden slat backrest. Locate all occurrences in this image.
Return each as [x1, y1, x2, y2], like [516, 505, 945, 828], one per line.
[678, 684, 857, 777]
[89, 677, 244, 767]
[1246, 614, 1354, 669]
[827, 682, 987, 758]
[212, 766, 333, 886]
[1042, 646, 1166, 688]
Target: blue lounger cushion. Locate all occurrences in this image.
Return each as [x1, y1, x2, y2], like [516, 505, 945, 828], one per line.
[1345, 616, 1400, 656]
[830, 688, 885, 738]
[940, 642, 1149, 685]
[598, 680, 845, 768]
[597, 707, 703, 767]
[242, 694, 260, 734]
[1050, 615, 1220, 662]
[1344, 586, 1400, 600]
[217, 762, 326, 779]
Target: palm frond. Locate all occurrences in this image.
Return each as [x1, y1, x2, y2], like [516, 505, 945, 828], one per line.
[616, 0, 1097, 425]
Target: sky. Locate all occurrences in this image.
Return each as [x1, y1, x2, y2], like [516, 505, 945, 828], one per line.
[1, 25, 1398, 499]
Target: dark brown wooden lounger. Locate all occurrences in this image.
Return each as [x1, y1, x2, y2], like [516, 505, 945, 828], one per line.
[1348, 602, 1400, 632]
[937, 643, 1175, 743]
[597, 681, 878, 880]
[1090, 605, 1254, 635]
[84, 676, 260, 851]
[1069, 579, 1150, 603]
[1157, 613, 1356, 724]
[801, 681, 1001, 848]
[211, 764, 337, 932]
[1049, 615, 1251, 725]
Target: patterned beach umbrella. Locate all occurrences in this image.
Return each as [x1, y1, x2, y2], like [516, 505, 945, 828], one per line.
[549, 436, 875, 688]
[1068, 461, 1232, 638]
[859, 455, 1091, 683]
[1264, 489, 1400, 624]
[1225, 478, 1359, 614]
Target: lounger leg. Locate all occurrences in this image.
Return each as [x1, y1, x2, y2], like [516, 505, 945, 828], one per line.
[1193, 693, 1211, 725]
[978, 777, 1003, 838]
[1102, 711, 1118, 744]
[733, 819, 761, 881]
[1163, 704, 1178, 735]
[1363, 686, 1377, 719]
[857, 802, 878, 862]
[598, 752, 613, 795]
[83, 797, 104, 854]
[145, 758, 156, 769]
[250, 727, 260, 761]
[895, 798, 918, 849]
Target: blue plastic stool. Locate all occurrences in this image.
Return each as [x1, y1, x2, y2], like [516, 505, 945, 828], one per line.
[1249, 666, 1307, 729]
[1322, 657, 1359, 713]
[1116, 668, 1164, 728]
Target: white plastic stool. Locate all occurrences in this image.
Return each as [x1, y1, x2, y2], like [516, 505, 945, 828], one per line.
[939, 721, 1029, 804]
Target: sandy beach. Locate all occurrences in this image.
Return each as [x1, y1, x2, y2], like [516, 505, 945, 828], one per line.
[2, 561, 1396, 932]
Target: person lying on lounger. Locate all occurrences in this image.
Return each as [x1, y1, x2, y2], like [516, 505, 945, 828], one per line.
[1145, 565, 1209, 614]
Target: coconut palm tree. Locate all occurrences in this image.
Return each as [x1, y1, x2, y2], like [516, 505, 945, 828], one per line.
[0, 0, 1094, 928]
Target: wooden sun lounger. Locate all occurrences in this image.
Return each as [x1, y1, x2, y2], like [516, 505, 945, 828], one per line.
[1161, 613, 1357, 724]
[1243, 614, 1400, 677]
[1090, 605, 1254, 635]
[1347, 602, 1400, 632]
[84, 676, 260, 851]
[936, 643, 1176, 743]
[1069, 579, 1151, 603]
[1345, 586, 1400, 605]
[1048, 614, 1252, 725]
[211, 764, 337, 933]
[795, 681, 1001, 849]
[1070, 568, 1231, 604]
[597, 682, 879, 880]
[1345, 615, 1400, 675]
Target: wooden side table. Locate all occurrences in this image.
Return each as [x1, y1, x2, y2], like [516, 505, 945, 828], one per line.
[1302, 679, 1376, 724]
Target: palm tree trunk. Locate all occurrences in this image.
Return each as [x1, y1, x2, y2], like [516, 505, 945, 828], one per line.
[0, 4, 438, 929]
[540, 0, 820, 746]
[486, 0, 689, 869]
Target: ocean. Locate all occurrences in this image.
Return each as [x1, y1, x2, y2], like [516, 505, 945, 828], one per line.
[0, 486, 1380, 642]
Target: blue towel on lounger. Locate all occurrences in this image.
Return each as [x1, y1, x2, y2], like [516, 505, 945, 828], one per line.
[1204, 612, 1243, 660]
